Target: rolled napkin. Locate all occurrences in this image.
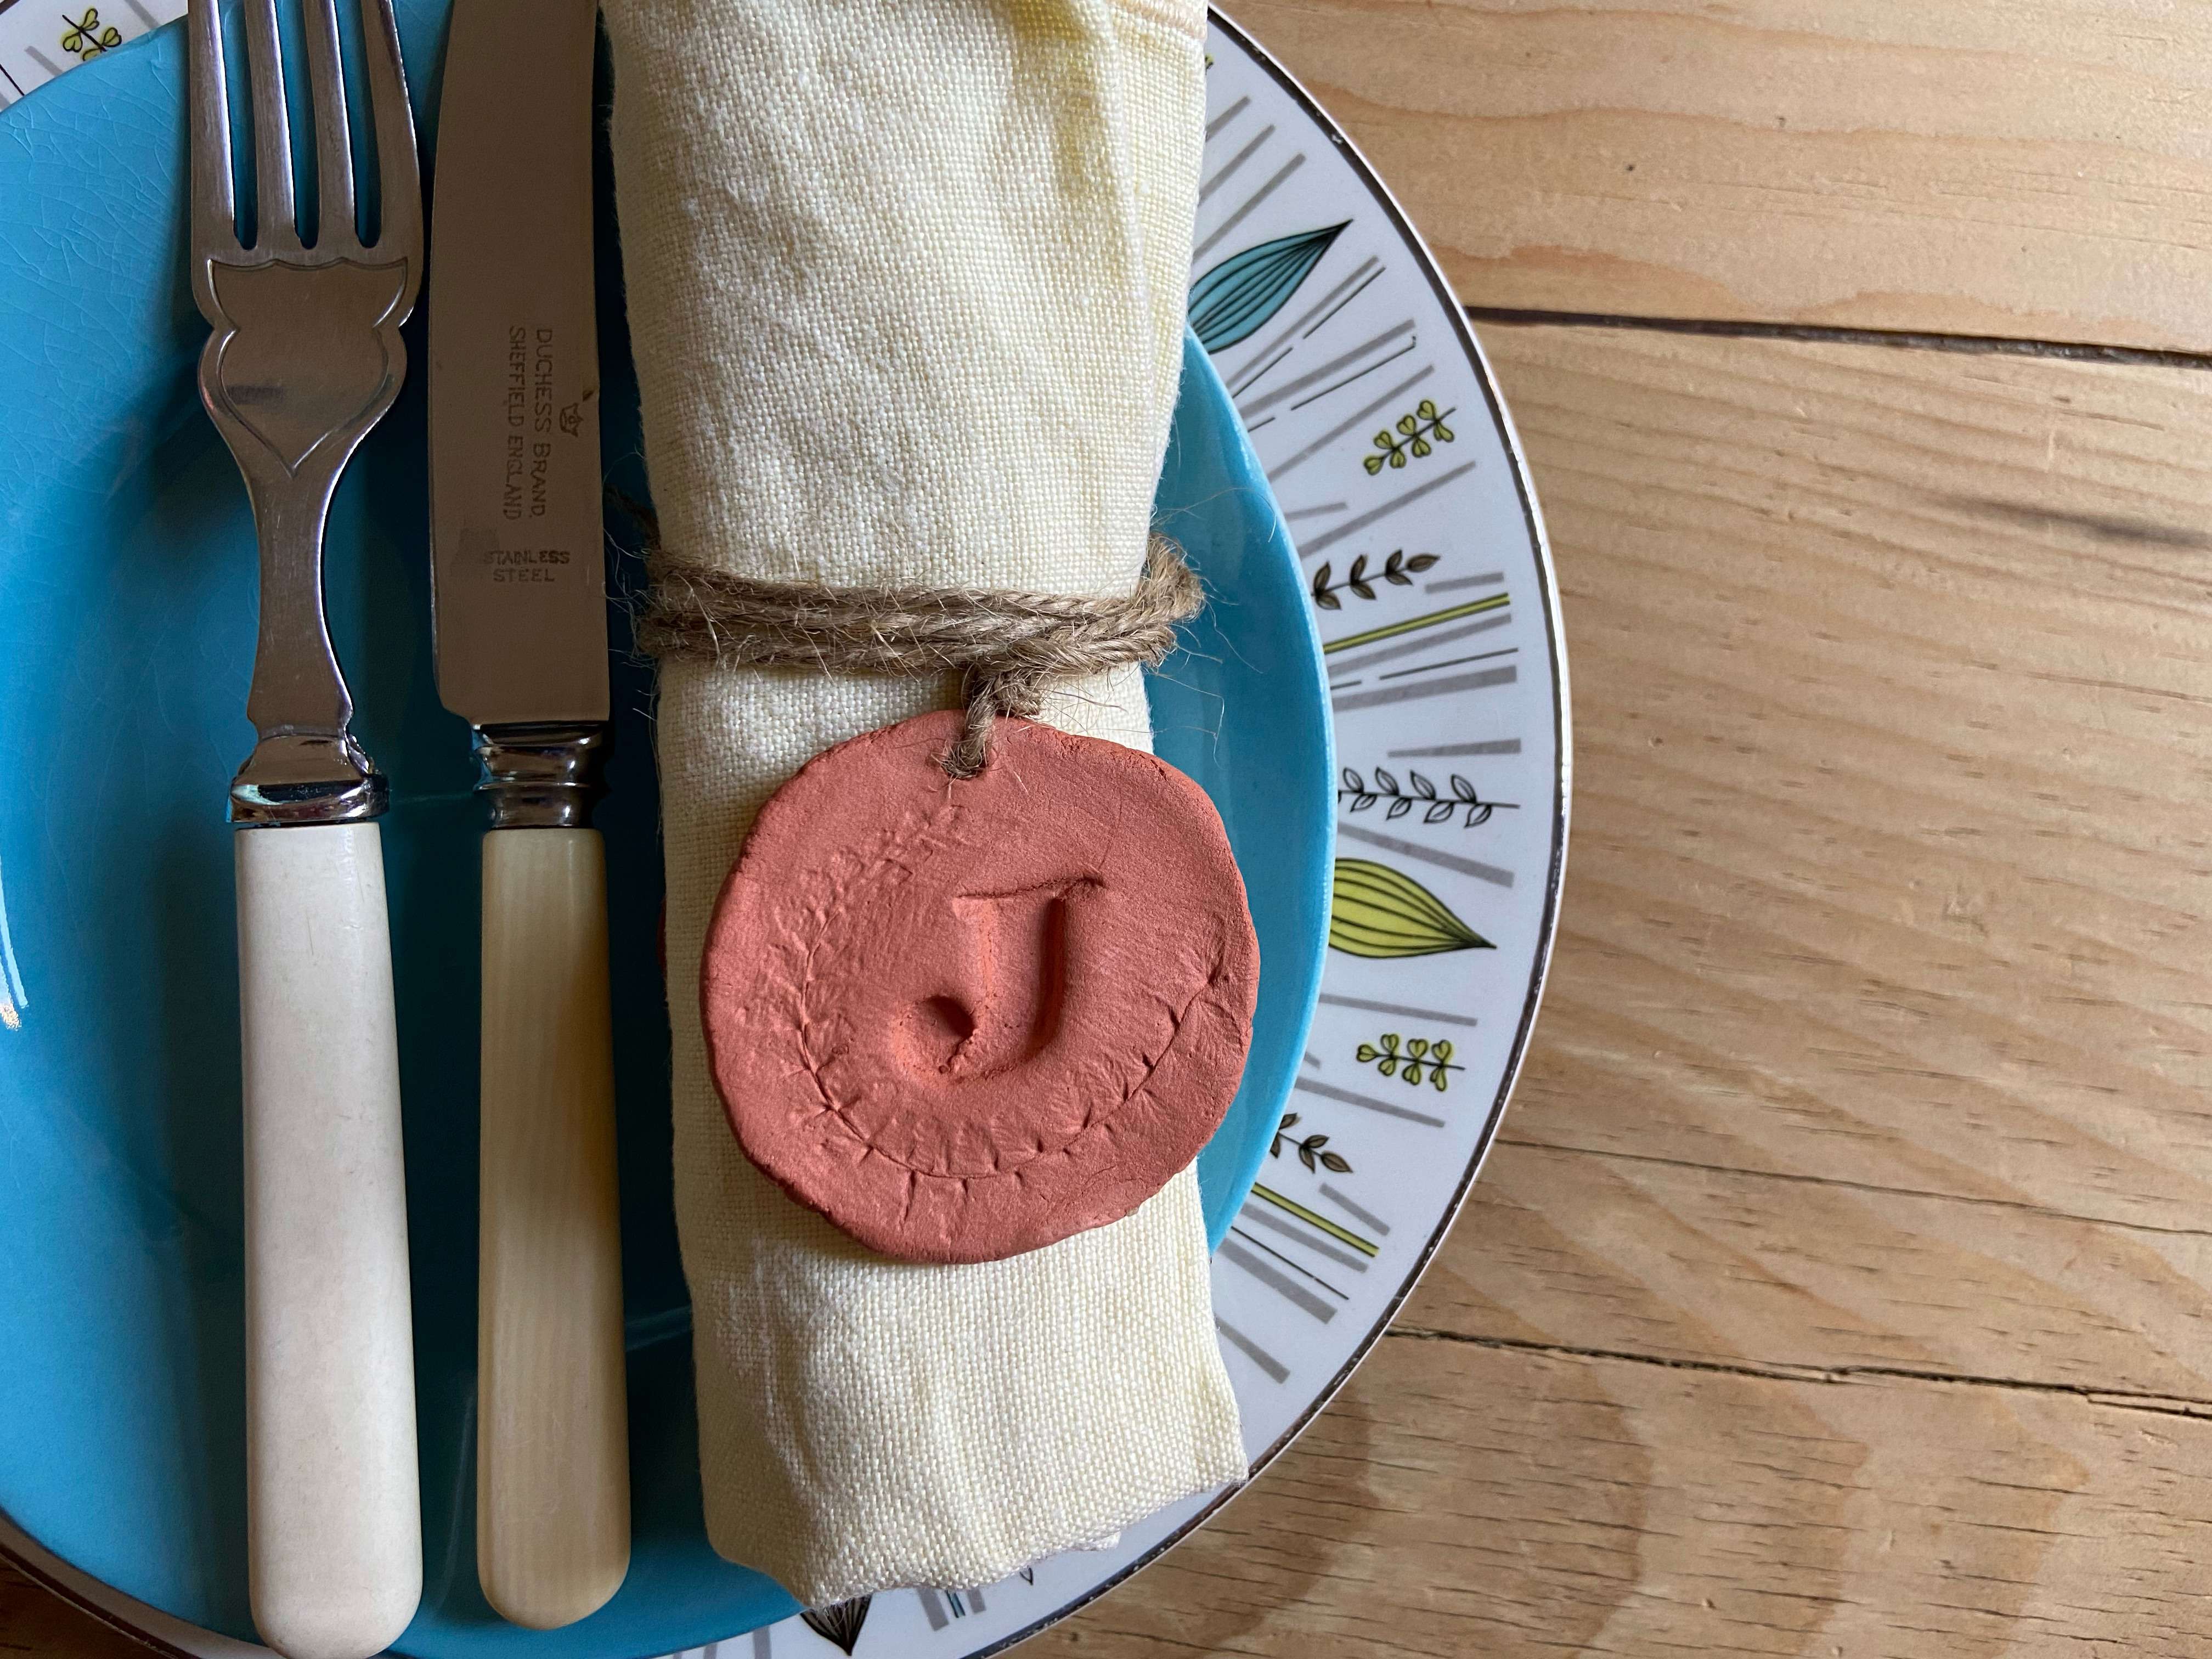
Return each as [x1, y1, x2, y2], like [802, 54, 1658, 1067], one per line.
[602, 0, 1245, 1608]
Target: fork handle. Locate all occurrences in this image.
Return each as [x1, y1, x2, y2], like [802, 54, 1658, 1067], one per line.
[238, 822, 422, 1659]
[476, 827, 630, 1629]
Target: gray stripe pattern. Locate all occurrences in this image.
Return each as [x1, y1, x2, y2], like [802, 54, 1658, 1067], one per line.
[1388, 738, 1521, 758]
[1220, 1239, 1338, 1322]
[1263, 364, 1435, 481]
[1239, 319, 1415, 419]
[1327, 612, 1510, 679]
[1295, 460, 1478, 559]
[1338, 821, 1513, 888]
[1192, 153, 1306, 262]
[1241, 1205, 1373, 1273]
[1227, 254, 1383, 394]
[1215, 1318, 1290, 1383]
[1318, 991, 1479, 1028]
[1295, 1075, 1447, 1128]
[1425, 571, 1507, 594]
[1321, 1183, 1395, 1238]
[1199, 123, 1274, 205]
[1334, 663, 1515, 713]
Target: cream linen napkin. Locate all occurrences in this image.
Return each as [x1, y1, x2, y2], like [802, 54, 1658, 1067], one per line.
[601, 0, 1245, 1606]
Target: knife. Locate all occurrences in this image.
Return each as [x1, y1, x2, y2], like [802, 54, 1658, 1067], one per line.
[427, 0, 629, 1629]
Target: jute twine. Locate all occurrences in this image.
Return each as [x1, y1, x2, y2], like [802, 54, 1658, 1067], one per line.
[636, 536, 1204, 778]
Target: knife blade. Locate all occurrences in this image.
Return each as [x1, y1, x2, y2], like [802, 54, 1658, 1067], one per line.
[427, 0, 629, 1630]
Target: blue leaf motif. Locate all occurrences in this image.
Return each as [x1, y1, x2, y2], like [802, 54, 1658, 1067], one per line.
[1189, 222, 1351, 352]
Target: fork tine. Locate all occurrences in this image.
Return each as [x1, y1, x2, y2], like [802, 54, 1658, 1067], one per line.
[357, 0, 420, 269]
[241, 0, 300, 251]
[302, 0, 358, 252]
[185, 0, 236, 263]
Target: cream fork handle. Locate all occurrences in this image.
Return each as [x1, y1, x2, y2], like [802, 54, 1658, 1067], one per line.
[237, 822, 421, 1659]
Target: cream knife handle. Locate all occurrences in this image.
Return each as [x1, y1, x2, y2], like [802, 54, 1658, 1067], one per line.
[477, 827, 630, 1629]
[236, 822, 422, 1659]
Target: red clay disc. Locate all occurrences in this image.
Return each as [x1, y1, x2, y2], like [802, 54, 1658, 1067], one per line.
[699, 708, 1260, 1264]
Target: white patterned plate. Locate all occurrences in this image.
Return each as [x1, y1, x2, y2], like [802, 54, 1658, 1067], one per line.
[0, 9, 1567, 1656]
[0, 0, 170, 102]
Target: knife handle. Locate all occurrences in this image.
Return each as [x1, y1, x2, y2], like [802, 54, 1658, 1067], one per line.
[477, 827, 630, 1629]
[236, 822, 422, 1659]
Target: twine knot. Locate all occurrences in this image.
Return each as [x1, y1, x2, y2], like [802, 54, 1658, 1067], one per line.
[636, 537, 1204, 778]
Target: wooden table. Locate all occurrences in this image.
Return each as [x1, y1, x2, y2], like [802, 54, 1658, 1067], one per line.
[13, 2, 2212, 1653]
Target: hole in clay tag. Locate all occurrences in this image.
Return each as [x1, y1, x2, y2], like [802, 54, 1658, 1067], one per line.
[699, 708, 1260, 1264]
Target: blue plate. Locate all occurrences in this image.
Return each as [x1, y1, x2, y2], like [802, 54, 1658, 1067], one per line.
[0, 7, 1330, 1655]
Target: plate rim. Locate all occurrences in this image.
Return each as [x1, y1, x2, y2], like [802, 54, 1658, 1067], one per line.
[0, 5, 1571, 1656]
[911, 11, 1574, 1658]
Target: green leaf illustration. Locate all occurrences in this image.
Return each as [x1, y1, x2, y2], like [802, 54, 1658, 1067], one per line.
[1189, 222, 1351, 352]
[60, 8, 121, 58]
[1353, 1026, 1465, 1090]
[1367, 400, 1458, 476]
[1329, 859, 1493, 958]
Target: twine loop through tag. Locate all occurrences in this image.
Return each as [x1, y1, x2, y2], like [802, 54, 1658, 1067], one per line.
[637, 537, 1203, 777]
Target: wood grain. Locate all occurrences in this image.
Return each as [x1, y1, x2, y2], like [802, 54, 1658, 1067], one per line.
[1034, 327, 2212, 1652]
[1488, 325, 2212, 1226]
[1034, 1334, 2212, 1657]
[1379, 325, 2212, 1404]
[1223, 0, 2212, 352]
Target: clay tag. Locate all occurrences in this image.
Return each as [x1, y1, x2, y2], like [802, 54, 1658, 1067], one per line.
[700, 708, 1260, 1264]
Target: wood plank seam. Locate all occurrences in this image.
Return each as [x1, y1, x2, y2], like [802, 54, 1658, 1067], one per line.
[1493, 1135, 2212, 1245]
[1383, 1330, 2212, 1422]
[1465, 306, 2212, 375]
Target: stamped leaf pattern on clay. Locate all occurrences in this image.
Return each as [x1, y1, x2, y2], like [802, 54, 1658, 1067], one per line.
[1188, 222, 1350, 352]
[801, 1596, 872, 1655]
[1329, 858, 1492, 957]
[1311, 549, 1436, 610]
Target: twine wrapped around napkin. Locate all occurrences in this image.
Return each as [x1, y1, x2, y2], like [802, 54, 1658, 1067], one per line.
[602, 0, 1245, 1606]
[637, 535, 1205, 777]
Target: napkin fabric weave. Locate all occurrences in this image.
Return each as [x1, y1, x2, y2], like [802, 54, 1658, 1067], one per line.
[602, 0, 1244, 1605]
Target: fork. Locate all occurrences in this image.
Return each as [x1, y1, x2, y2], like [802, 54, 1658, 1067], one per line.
[187, 2, 424, 1655]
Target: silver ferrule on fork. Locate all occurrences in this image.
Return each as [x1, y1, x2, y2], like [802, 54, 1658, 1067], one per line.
[227, 451, 388, 827]
[232, 732, 388, 826]
[474, 723, 610, 830]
